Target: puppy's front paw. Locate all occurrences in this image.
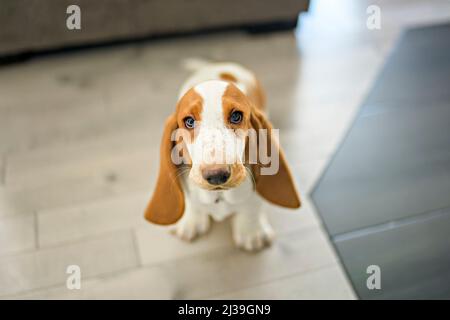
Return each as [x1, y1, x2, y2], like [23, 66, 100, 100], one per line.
[171, 213, 211, 241]
[232, 214, 275, 251]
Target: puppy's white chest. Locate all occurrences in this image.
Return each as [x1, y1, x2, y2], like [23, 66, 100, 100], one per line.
[207, 193, 233, 221]
[186, 177, 255, 222]
[196, 190, 242, 222]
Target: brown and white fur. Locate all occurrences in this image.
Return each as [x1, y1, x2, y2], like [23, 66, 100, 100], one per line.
[144, 62, 301, 251]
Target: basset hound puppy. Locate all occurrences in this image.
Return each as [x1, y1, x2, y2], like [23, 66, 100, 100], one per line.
[144, 62, 301, 251]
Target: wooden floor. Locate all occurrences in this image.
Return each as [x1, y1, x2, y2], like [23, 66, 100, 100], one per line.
[1, 0, 449, 299]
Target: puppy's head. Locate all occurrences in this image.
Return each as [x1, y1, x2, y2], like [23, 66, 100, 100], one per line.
[145, 80, 300, 225]
[176, 80, 250, 190]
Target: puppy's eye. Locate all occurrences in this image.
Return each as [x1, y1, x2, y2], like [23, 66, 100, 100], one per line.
[229, 110, 243, 124]
[184, 116, 195, 129]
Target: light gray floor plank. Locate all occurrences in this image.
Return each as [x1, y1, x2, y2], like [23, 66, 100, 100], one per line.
[0, 231, 138, 297]
[38, 192, 148, 247]
[0, 213, 36, 256]
[3, 149, 157, 215]
[9, 225, 336, 299]
[212, 265, 356, 300]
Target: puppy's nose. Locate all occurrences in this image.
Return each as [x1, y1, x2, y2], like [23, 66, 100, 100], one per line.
[201, 165, 231, 185]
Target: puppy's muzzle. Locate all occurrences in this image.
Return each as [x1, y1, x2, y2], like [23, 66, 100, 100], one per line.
[201, 165, 231, 186]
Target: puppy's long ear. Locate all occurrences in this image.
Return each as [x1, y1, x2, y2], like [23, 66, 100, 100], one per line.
[144, 114, 185, 225]
[250, 109, 301, 209]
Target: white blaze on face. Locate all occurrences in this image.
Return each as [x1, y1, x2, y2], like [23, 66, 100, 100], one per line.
[186, 80, 246, 166]
[178, 62, 253, 99]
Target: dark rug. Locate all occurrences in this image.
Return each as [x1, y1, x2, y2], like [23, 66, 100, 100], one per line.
[311, 23, 450, 299]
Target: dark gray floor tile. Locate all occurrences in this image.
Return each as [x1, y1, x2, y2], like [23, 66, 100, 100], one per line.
[334, 207, 450, 299]
[312, 100, 450, 235]
[312, 22, 450, 300]
[364, 24, 450, 106]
